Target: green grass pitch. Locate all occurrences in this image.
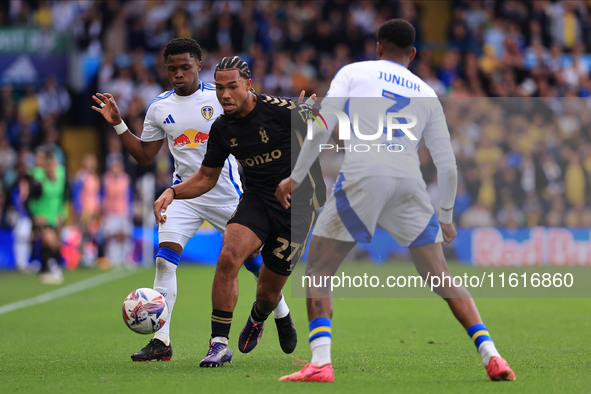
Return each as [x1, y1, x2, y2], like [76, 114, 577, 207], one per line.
[0, 261, 589, 394]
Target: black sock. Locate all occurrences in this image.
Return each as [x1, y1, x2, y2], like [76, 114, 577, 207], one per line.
[211, 309, 233, 339]
[40, 245, 52, 273]
[52, 247, 61, 266]
[250, 302, 270, 323]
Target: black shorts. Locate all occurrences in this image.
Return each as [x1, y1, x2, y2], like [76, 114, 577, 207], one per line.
[227, 193, 317, 276]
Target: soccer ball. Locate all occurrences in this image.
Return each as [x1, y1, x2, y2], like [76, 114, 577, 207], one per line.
[122, 288, 168, 335]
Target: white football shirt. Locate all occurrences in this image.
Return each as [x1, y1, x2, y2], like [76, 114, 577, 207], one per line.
[141, 81, 243, 206]
[320, 60, 456, 181]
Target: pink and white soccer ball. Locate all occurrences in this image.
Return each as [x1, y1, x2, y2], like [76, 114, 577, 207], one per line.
[122, 288, 168, 334]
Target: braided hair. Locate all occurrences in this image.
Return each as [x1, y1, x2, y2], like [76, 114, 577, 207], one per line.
[214, 56, 255, 92]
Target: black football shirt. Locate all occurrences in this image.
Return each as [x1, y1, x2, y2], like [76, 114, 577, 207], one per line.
[202, 94, 326, 214]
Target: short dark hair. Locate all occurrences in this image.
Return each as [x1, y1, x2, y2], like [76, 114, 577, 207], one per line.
[163, 37, 202, 61]
[214, 56, 252, 80]
[377, 19, 415, 54]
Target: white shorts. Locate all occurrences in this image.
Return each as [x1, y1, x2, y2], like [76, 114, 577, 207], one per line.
[158, 199, 237, 248]
[102, 215, 133, 237]
[313, 175, 443, 247]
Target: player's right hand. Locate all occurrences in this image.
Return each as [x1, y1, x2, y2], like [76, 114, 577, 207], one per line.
[298, 90, 317, 105]
[153, 188, 175, 225]
[275, 177, 300, 210]
[440, 222, 457, 246]
[92, 93, 122, 126]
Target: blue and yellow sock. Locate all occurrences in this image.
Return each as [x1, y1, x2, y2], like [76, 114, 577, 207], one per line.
[467, 323, 501, 365]
[309, 318, 332, 342]
[309, 318, 332, 366]
[467, 323, 492, 348]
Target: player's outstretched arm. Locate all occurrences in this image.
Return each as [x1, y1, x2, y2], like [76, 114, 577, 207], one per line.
[274, 90, 317, 209]
[153, 165, 222, 224]
[422, 100, 458, 247]
[92, 93, 163, 166]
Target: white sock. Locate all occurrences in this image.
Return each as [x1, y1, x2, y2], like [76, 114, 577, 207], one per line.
[310, 336, 332, 366]
[212, 336, 228, 345]
[121, 239, 132, 264]
[478, 340, 501, 366]
[273, 295, 290, 319]
[106, 241, 117, 265]
[153, 257, 177, 346]
[112, 240, 125, 266]
[15, 240, 31, 270]
[251, 270, 290, 319]
[115, 241, 125, 265]
[116, 241, 124, 264]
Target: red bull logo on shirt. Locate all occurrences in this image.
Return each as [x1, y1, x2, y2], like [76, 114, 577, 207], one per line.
[171, 129, 209, 148]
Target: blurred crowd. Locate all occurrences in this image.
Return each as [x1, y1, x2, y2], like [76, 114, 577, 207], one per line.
[4, 145, 135, 279]
[420, 96, 591, 229]
[0, 0, 590, 272]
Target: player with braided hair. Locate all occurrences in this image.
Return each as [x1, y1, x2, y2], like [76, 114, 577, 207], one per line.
[214, 56, 256, 93]
[154, 56, 326, 367]
[93, 39, 292, 363]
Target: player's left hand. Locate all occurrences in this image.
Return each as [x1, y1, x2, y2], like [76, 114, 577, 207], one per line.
[440, 222, 457, 247]
[153, 188, 175, 225]
[275, 177, 300, 210]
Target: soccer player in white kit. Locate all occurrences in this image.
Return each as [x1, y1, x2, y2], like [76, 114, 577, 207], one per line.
[92, 38, 291, 362]
[276, 20, 515, 382]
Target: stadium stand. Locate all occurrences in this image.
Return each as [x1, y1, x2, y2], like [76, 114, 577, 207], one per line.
[0, 0, 590, 268]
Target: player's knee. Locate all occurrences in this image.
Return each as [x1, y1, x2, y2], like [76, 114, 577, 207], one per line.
[305, 260, 332, 277]
[217, 249, 244, 273]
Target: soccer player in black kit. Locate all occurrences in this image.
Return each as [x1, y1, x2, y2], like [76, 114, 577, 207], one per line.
[153, 56, 326, 367]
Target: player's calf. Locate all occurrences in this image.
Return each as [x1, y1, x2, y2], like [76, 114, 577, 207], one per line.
[244, 255, 294, 335]
[254, 286, 297, 353]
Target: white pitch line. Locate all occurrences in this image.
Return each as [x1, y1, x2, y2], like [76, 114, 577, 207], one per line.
[0, 268, 138, 316]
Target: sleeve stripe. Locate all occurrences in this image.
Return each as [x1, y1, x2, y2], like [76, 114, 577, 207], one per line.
[147, 90, 175, 111]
